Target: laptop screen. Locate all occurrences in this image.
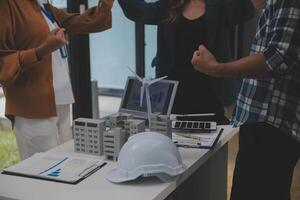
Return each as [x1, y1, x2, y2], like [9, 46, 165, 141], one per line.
[119, 77, 178, 118]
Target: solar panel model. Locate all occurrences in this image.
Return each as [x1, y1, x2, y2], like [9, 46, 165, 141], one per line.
[172, 113, 217, 132]
[172, 120, 217, 132]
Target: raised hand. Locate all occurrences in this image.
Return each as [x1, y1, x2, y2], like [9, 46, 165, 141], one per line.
[36, 28, 68, 59]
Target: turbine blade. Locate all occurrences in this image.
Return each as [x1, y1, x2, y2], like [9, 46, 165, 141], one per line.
[148, 76, 168, 85]
[145, 88, 152, 115]
[127, 67, 143, 82]
[140, 86, 145, 107]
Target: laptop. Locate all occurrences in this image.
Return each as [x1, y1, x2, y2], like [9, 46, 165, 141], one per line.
[119, 76, 178, 119]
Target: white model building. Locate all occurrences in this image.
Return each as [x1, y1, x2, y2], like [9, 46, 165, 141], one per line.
[73, 118, 105, 156]
[73, 113, 147, 160]
[103, 113, 146, 161]
[103, 127, 127, 161]
[107, 112, 133, 128]
[124, 119, 146, 137]
[150, 113, 172, 138]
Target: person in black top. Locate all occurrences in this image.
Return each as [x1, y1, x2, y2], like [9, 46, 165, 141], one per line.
[172, 13, 222, 115]
[118, 0, 254, 124]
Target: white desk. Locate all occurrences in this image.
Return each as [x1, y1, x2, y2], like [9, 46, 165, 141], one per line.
[0, 125, 238, 200]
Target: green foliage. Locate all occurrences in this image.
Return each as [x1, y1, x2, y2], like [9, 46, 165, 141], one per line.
[0, 118, 11, 132]
[0, 119, 20, 170]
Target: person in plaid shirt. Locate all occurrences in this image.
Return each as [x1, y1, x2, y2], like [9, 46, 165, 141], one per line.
[191, 0, 300, 199]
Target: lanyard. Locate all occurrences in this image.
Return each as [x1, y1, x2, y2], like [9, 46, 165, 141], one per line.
[40, 5, 56, 24]
[40, 5, 68, 58]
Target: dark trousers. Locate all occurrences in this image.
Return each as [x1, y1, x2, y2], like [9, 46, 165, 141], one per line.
[230, 123, 300, 200]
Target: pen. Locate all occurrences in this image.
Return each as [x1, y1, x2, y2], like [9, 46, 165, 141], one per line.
[174, 141, 202, 148]
[178, 113, 215, 117]
[175, 133, 203, 140]
[78, 161, 99, 177]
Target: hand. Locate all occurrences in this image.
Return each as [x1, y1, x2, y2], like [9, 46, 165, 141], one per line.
[250, 0, 266, 10]
[36, 28, 68, 59]
[191, 45, 220, 77]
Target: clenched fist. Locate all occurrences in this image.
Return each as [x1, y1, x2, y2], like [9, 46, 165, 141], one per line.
[191, 45, 220, 77]
[36, 28, 68, 59]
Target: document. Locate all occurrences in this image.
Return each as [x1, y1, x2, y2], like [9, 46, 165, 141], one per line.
[2, 153, 106, 184]
[172, 127, 224, 149]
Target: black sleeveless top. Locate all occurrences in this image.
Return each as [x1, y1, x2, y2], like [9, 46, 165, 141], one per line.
[170, 14, 208, 84]
[170, 14, 224, 119]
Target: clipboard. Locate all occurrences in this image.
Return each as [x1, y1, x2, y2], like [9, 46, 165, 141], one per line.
[2, 163, 106, 185]
[173, 128, 224, 149]
[1, 153, 107, 185]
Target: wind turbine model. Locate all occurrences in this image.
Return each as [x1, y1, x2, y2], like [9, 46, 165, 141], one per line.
[128, 67, 168, 125]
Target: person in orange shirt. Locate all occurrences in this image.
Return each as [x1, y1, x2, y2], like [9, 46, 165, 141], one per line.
[0, 0, 114, 160]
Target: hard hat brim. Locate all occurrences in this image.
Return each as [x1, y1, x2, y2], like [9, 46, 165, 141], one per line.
[106, 168, 140, 183]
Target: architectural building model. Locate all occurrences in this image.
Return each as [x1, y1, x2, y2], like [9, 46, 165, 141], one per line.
[124, 119, 146, 137]
[107, 112, 133, 128]
[150, 113, 172, 138]
[103, 127, 127, 161]
[73, 113, 146, 160]
[73, 118, 105, 156]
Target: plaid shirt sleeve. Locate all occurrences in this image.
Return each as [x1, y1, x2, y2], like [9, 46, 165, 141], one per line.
[263, 0, 300, 77]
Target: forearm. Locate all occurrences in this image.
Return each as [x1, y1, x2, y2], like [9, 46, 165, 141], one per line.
[50, 0, 113, 34]
[0, 49, 39, 86]
[217, 53, 270, 79]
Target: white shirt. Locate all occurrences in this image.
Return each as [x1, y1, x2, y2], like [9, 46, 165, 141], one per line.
[38, 0, 47, 3]
[38, 1, 75, 105]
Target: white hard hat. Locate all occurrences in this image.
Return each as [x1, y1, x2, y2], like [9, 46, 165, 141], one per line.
[106, 132, 186, 183]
